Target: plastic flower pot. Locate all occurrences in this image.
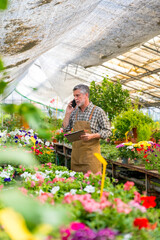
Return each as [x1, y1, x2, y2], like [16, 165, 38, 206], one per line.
[122, 157, 128, 164]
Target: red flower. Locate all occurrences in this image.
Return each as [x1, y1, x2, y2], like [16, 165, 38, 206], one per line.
[141, 196, 156, 208]
[133, 218, 149, 229]
[143, 154, 148, 158]
[133, 218, 157, 230]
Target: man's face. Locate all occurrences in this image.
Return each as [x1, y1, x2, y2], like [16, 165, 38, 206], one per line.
[73, 89, 88, 107]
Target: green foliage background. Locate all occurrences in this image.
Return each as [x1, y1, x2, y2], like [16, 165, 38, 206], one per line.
[89, 78, 131, 121]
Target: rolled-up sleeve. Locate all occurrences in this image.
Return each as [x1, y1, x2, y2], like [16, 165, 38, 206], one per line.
[62, 114, 73, 132]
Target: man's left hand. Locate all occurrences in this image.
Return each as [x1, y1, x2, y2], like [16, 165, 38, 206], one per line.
[80, 133, 93, 141]
[80, 133, 101, 141]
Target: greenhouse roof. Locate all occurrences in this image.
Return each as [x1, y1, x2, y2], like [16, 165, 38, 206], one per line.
[0, 0, 160, 110]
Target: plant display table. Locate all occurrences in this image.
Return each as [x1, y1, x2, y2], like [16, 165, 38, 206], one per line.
[107, 159, 160, 196]
[54, 142, 72, 168]
[53, 143, 160, 196]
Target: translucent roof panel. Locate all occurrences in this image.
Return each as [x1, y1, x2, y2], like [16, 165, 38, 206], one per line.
[0, 0, 160, 110]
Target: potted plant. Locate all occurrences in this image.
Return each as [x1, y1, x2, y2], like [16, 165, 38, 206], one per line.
[113, 106, 154, 141]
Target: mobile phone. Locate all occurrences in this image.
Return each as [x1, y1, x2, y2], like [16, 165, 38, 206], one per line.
[71, 99, 77, 108]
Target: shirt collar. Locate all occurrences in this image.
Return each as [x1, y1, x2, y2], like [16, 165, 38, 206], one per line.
[78, 102, 93, 112]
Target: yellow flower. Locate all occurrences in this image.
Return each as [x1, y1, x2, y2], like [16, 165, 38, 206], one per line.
[0, 208, 37, 240]
[124, 142, 133, 146]
[46, 151, 51, 155]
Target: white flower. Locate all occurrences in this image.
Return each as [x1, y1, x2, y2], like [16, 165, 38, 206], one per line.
[69, 171, 76, 177]
[55, 170, 69, 178]
[127, 145, 134, 150]
[0, 171, 10, 178]
[21, 172, 31, 178]
[8, 165, 14, 171]
[122, 234, 132, 240]
[45, 141, 50, 146]
[109, 191, 114, 196]
[64, 192, 70, 196]
[45, 170, 52, 175]
[51, 186, 60, 194]
[29, 129, 34, 135]
[84, 185, 95, 193]
[25, 135, 30, 141]
[70, 189, 77, 195]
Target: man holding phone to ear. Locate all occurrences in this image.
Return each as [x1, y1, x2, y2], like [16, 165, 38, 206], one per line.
[63, 84, 111, 174]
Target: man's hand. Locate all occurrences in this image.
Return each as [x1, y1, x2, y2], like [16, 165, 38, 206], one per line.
[62, 101, 76, 129]
[80, 133, 101, 141]
[66, 100, 76, 114]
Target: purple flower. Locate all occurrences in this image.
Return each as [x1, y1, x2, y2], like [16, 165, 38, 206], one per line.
[36, 141, 38, 144]
[14, 136, 18, 139]
[71, 228, 96, 240]
[34, 134, 37, 139]
[15, 140, 18, 143]
[96, 228, 118, 240]
[4, 178, 11, 182]
[155, 155, 157, 157]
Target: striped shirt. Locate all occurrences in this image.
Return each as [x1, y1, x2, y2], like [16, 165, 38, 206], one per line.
[63, 102, 112, 139]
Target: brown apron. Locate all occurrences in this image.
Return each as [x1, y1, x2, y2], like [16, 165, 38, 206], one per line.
[71, 106, 102, 174]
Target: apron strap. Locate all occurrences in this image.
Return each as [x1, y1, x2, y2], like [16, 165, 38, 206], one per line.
[75, 109, 78, 120]
[75, 105, 96, 121]
[89, 105, 96, 120]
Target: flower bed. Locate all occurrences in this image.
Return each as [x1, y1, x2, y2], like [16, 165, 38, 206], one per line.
[0, 163, 159, 240]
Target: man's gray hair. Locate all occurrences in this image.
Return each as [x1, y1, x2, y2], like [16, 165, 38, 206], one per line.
[73, 84, 90, 96]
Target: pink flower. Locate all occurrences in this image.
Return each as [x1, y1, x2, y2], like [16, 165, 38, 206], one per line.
[23, 168, 26, 171]
[84, 171, 92, 178]
[52, 177, 65, 183]
[134, 191, 141, 203]
[60, 228, 71, 240]
[114, 198, 132, 214]
[19, 165, 22, 169]
[37, 192, 54, 204]
[18, 187, 28, 195]
[31, 181, 35, 187]
[0, 185, 3, 191]
[129, 200, 146, 213]
[46, 162, 52, 167]
[124, 181, 134, 191]
[65, 177, 74, 183]
[70, 222, 86, 231]
[95, 171, 102, 176]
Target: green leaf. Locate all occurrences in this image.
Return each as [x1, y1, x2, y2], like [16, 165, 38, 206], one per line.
[0, 148, 38, 166]
[0, 81, 8, 94]
[0, 0, 8, 10]
[37, 128, 52, 140]
[0, 190, 70, 230]
[0, 59, 4, 71]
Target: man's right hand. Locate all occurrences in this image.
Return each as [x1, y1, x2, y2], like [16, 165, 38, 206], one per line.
[62, 101, 76, 129]
[66, 100, 76, 114]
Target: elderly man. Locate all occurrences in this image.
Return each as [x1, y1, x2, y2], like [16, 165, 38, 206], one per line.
[63, 84, 111, 174]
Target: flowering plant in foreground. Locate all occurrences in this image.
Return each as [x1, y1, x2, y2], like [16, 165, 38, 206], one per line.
[0, 162, 159, 240]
